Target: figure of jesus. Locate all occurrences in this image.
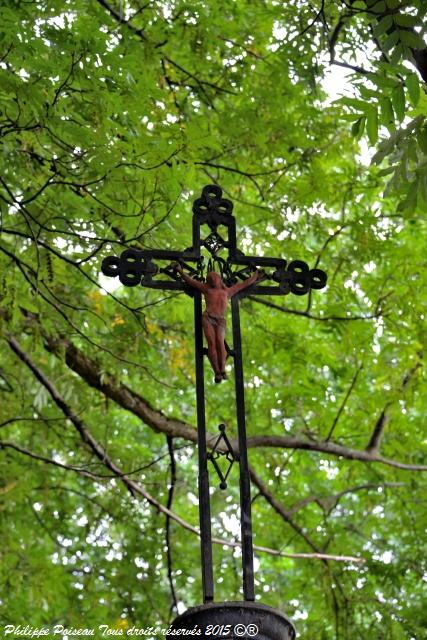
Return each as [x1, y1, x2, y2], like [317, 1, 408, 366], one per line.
[175, 264, 261, 383]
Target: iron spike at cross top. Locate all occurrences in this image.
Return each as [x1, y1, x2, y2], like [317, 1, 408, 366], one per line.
[100, 185, 327, 605]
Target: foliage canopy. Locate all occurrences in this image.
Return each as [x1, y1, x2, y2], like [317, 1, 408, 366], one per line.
[1, 1, 426, 638]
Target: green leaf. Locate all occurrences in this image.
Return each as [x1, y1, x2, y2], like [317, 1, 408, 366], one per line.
[389, 42, 405, 65]
[382, 30, 400, 52]
[379, 97, 394, 128]
[417, 172, 427, 204]
[394, 14, 418, 28]
[397, 180, 417, 211]
[371, 133, 395, 164]
[358, 85, 378, 101]
[377, 165, 395, 176]
[417, 126, 427, 154]
[369, 73, 398, 89]
[336, 97, 369, 112]
[406, 73, 420, 107]
[366, 108, 379, 144]
[398, 30, 426, 49]
[373, 14, 393, 37]
[351, 116, 366, 139]
[391, 84, 405, 122]
[370, 1, 386, 13]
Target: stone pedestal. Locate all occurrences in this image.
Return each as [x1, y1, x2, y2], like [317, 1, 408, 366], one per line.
[167, 601, 296, 639]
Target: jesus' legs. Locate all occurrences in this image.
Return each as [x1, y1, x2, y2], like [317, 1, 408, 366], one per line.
[202, 316, 222, 382]
[215, 327, 227, 379]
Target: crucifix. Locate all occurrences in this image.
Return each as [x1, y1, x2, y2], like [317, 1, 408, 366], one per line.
[101, 185, 327, 623]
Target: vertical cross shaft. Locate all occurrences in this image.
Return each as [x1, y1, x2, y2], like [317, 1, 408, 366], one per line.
[194, 293, 255, 601]
[195, 292, 255, 602]
[231, 296, 255, 601]
[194, 291, 214, 602]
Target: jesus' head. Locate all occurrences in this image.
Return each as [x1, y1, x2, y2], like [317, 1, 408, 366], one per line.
[206, 271, 224, 289]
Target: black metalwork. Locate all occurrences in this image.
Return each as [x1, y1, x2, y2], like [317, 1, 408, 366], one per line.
[194, 289, 214, 601]
[167, 601, 296, 639]
[231, 295, 255, 601]
[208, 424, 236, 490]
[101, 184, 327, 296]
[100, 184, 327, 606]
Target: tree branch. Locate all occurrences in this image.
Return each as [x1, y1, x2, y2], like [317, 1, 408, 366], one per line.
[366, 358, 422, 453]
[331, 59, 370, 75]
[0, 442, 362, 563]
[96, 0, 147, 39]
[42, 334, 427, 471]
[0, 441, 104, 479]
[366, 406, 390, 454]
[288, 482, 405, 516]
[249, 295, 383, 322]
[6, 334, 136, 496]
[247, 435, 427, 471]
[325, 362, 363, 441]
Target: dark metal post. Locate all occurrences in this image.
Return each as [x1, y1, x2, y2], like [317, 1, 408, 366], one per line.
[231, 295, 255, 601]
[194, 291, 214, 602]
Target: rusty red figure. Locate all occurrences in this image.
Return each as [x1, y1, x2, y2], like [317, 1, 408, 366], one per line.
[175, 265, 260, 383]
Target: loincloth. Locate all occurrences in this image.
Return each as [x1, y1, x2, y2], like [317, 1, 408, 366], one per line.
[203, 311, 226, 330]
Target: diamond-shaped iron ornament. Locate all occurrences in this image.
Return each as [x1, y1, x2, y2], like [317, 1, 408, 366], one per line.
[208, 424, 236, 490]
[203, 231, 226, 256]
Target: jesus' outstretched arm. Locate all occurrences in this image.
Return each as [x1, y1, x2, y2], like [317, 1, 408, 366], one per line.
[174, 263, 207, 293]
[226, 269, 261, 297]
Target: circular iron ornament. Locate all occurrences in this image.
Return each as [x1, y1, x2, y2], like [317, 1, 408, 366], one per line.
[101, 250, 160, 287]
[202, 184, 223, 202]
[287, 260, 327, 295]
[192, 198, 209, 216]
[310, 268, 328, 289]
[193, 185, 234, 220]
[287, 260, 308, 272]
[287, 260, 310, 296]
[118, 248, 143, 286]
[217, 200, 233, 215]
[101, 255, 120, 277]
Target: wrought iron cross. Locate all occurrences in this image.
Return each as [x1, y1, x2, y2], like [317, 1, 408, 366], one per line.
[100, 185, 327, 604]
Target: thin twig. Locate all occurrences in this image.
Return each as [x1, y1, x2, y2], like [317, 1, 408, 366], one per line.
[325, 363, 363, 441]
